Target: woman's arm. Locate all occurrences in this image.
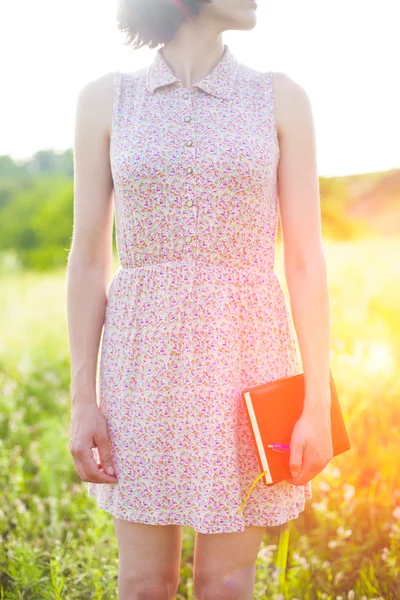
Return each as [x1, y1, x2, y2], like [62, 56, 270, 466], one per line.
[273, 72, 331, 413]
[272, 72, 333, 484]
[66, 72, 118, 484]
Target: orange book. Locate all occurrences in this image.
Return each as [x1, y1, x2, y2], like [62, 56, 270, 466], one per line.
[238, 369, 351, 513]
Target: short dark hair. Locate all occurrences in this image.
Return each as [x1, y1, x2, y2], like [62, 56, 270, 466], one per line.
[117, 0, 212, 49]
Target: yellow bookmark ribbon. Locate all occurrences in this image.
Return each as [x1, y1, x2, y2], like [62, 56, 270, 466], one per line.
[237, 470, 268, 514]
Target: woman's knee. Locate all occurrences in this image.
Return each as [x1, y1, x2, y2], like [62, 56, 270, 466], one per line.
[193, 566, 256, 600]
[113, 520, 182, 600]
[195, 580, 240, 600]
[118, 570, 180, 600]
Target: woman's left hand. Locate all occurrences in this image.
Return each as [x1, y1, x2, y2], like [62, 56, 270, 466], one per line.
[285, 401, 333, 486]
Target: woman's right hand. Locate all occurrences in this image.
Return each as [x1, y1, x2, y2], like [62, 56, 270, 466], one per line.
[69, 400, 118, 484]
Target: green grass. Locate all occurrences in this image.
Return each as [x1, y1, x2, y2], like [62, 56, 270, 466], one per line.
[1, 238, 400, 599]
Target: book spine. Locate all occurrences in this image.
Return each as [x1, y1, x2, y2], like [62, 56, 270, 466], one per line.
[243, 392, 273, 484]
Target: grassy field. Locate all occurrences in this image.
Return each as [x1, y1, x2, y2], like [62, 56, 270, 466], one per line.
[1, 238, 400, 599]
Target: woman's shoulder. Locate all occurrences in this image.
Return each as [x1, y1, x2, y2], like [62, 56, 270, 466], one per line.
[74, 72, 115, 141]
[269, 72, 313, 140]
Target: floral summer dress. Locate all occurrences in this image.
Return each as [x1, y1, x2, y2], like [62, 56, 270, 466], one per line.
[87, 43, 312, 534]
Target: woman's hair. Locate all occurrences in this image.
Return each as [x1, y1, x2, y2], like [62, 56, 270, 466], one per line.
[117, 0, 212, 49]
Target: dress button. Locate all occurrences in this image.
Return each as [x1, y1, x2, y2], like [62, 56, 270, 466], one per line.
[186, 235, 192, 244]
[186, 166, 193, 174]
[186, 199, 193, 207]
[186, 139, 193, 147]
[184, 115, 191, 122]
[183, 92, 190, 99]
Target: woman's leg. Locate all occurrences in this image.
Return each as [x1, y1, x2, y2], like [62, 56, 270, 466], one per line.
[113, 518, 183, 600]
[193, 525, 266, 600]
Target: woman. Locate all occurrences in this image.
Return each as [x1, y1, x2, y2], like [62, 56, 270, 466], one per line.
[67, 0, 333, 596]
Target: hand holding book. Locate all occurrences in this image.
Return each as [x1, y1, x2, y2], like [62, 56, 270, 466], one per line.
[238, 370, 350, 514]
[284, 407, 333, 485]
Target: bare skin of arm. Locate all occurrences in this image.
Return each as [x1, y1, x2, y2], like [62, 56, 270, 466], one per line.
[67, 71, 118, 484]
[272, 72, 333, 485]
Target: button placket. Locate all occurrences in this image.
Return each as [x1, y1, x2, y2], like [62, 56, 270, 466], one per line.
[183, 89, 194, 177]
[180, 88, 196, 255]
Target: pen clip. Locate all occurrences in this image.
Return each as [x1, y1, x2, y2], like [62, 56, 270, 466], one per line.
[267, 444, 290, 453]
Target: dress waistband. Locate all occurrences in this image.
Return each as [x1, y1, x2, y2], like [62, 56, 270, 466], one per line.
[118, 259, 277, 285]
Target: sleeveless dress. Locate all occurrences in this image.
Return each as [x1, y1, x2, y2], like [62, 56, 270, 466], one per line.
[88, 43, 312, 534]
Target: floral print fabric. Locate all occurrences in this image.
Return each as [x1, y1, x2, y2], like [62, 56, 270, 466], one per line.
[88, 43, 312, 534]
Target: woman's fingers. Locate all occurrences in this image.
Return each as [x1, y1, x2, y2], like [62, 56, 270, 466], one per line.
[70, 402, 119, 483]
[82, 445, 117, 483]
[95, 432, 118, 479]
[70, 440, 117, 483]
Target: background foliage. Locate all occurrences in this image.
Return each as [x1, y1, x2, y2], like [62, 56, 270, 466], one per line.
[1, 148, 399, 598]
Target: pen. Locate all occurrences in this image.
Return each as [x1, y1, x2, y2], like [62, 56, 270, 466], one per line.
[267, 444, 290, 453]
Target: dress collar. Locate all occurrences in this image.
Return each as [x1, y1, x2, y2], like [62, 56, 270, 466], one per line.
[146, 43, 239, 100]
